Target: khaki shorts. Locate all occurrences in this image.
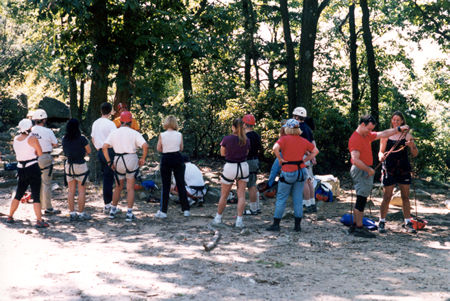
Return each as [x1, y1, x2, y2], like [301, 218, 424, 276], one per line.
[114, 154, 139, 180]
[65, 162, 89, 183]
[246, 159, 259, 188]
[350, 165, 374, 197]
[221, 162, 249, 185]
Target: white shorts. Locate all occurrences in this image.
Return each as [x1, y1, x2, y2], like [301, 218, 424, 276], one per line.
[114, 154, 139, 180]
[221, 162, 249, 185]
[65, 162, 89, 183]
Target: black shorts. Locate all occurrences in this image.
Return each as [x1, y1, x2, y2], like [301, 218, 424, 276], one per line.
[15, 163, 42, 203]
[382, 170, 411, 186]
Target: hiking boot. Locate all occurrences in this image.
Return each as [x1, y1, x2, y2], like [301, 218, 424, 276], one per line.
[6, 216, 14, 224]
[36, 220, 49, 228]
[294, 217, 302, 232]
[403, 222, 417, 234]
[378, 221, 386, 233]
[78, 212, 92, 221]
[154, 210, 167, 218]
[352, 226, 376, 238]
[70, 213, 79, 222]
[347, 224, 356, 234]
[309, 204, 317, 213]
[125, 213, 136, 222]
[266, 224, 280, 232]
[183, 210, 190, 217]
[44, 208, 61, 215]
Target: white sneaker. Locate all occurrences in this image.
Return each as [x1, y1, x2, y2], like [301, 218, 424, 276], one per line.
[155, 210, 167, 218]
[104, 206, 111, 214]
[212, 216, 222, 225]
[184, 210, 190, 217]
[235, 220, 244, 229]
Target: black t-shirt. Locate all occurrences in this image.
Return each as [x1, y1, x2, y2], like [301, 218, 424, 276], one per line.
[300, 123, 314, 143]
[246, 131, 262, 159]
[63, 135, 89, 164]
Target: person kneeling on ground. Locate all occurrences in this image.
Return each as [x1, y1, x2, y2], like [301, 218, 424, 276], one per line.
[170, 155, 207, 207]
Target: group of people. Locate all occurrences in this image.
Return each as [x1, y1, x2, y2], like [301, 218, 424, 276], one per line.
[5, 102, 419, 238]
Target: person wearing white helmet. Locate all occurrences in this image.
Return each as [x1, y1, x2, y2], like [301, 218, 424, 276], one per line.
[6, 119, 49, 228]
[292, 107, 317, 213]
[31, 109, 60, 215]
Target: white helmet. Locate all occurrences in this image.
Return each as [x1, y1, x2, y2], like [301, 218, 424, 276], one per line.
[32, 109, 47, 120]
[18, 119, 33, 133]
[292, 107, 307, 118]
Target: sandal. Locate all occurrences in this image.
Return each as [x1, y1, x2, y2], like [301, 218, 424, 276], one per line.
[36, 220, 49, 228]
[6, 216, 14, 224]
[243, 209, 258, 215]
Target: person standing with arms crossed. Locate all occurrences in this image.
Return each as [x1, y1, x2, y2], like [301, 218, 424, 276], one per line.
[348, 115, 409, 238]
[91, 102, 117, 214]
[31, 109, 60, 215]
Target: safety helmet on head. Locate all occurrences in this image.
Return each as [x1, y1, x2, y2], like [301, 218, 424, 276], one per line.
[283, 119, 300, 129]
[32, 109, 48, 120]
[18, 119, 33, 133]
[243, 114, 256, 126]
[292, 107, 307, 118]
[120, 111, 133, 123]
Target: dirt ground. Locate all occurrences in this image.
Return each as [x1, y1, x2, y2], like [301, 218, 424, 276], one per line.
[0, 163, 449, 301]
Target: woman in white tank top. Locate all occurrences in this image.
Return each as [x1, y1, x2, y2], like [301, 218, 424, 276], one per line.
[7, 119, 49, 228]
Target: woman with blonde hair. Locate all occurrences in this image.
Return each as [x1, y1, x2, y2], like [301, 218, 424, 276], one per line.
[212, 118, 250, 228]
[266, 119, 319, 232]
[156, 115, 190, 218]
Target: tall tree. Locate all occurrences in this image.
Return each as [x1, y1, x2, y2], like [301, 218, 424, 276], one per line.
[297, 0, 330, 112]
[360, 0, 379, 124]
[349, 2, 360, 127]
[279, 0, 297, 113]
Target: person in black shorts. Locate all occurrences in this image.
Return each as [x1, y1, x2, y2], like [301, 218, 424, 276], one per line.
[378, 111, 418, 233]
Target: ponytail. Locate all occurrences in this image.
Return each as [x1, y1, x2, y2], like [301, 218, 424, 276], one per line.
[233, 118, 246, 146]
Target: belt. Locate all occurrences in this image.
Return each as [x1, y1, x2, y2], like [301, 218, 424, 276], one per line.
[42, 152, 52, 154]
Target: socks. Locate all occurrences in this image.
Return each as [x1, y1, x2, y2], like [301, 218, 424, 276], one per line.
[215, 213, 222, 223]
[379, 218, 386, 222]
[304, 199, 311, 207]
[310, 198, 316, 205]
[70, 211, 77, 216]
[236, 215, 243, 224]
[250, 202, 258, 212]
[405, 218, 411, 225]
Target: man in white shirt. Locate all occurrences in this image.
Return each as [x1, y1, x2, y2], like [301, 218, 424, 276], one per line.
[31, 109, 60, 215]
[102, 111, 148, 222]
[91, 102, 118, 213]
[171, 156, 207, 206]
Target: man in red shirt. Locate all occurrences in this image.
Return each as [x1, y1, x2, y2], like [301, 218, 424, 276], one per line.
[348, 115, 409, 238]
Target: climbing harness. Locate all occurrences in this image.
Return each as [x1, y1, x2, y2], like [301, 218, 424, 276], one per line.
[113, 153, 140, 184]
[220, 161, 249, 183]
[279, 161, 305, 184]
[63, 160, 90, 186]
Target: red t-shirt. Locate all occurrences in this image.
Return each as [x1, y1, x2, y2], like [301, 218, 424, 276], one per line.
[276, 135, 314, 172]
[348, 131, 377, 166]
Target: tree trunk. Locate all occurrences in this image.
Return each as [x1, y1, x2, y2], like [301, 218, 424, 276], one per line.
[69, 69, 78, 119]
[85, 0, 110, 132]
[242, 0, 258, 90]
[360, 0, 379, 125]
[297, 0, 330, 113]
[279, 0, 296, 114]
[78, 79, 85, 121]
[113, 0, 138, 111]
[349, 3, 360, 128]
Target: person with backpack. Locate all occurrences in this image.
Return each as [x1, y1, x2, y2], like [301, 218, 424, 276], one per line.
[348, 115, 409, 238]
[242, 114, 263, 215]
[292, 107, 317, 213]
[62, 119, 92, 221]
[378, 111, 419, 233]
[155, 116, 190, 218]
[6, 119, 49, 228]
[212, 118, 250, 228]
[103, 111, 148, 222]
[91, 102, 117, 214]
[266, 119, 319, 232]
[31, 109, 61, 216]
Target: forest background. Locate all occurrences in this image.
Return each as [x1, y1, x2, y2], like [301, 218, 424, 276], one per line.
[0, 0, 448, 181]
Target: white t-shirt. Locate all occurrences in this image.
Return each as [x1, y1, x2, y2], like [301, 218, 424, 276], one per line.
[184, 162, 205, 187]
[31, 125, 57, 153]
[91, 117, 117, 149]
[104, 126, 146, 154]
[14, 135, 38, 167]
[160, 130, 182, 153]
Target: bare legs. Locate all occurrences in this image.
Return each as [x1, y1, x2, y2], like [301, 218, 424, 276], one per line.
[217, 179, 247, 217]
[380, 184, 411, 220]
[67, 180, 87, 213]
